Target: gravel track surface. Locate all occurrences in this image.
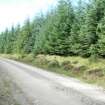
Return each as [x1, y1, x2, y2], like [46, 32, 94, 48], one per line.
[0, 58, 105, 105]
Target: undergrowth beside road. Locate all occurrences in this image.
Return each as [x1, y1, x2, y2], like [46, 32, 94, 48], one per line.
[1, 54, 105, 88]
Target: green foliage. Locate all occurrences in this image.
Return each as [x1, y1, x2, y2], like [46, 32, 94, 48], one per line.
[0, 0, 105, 58]
[19, 18, 32, 54]
[34, 55, 49, 65]
[22, 54, 34, 62]
[61, 60, 71, 66]
[97, 16, 105, 57]
[61, 61, 73, 71]
[48, 60, 60, 68]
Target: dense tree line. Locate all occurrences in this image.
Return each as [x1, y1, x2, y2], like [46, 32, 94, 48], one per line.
[0, 0, 105, 58]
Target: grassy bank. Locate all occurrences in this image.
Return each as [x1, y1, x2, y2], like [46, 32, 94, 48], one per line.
[1, 54, 105, 88]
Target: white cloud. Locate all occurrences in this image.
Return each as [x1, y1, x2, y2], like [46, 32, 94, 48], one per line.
[0, 0, 57, 32]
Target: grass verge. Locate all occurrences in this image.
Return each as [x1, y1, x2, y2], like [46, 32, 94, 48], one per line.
[1, 54, 105, 88]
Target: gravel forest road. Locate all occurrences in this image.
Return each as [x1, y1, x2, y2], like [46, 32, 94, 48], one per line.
[0, 58, 105, 105]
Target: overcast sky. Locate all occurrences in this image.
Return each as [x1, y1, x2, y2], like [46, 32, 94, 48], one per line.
[0, 0, 57, 32]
